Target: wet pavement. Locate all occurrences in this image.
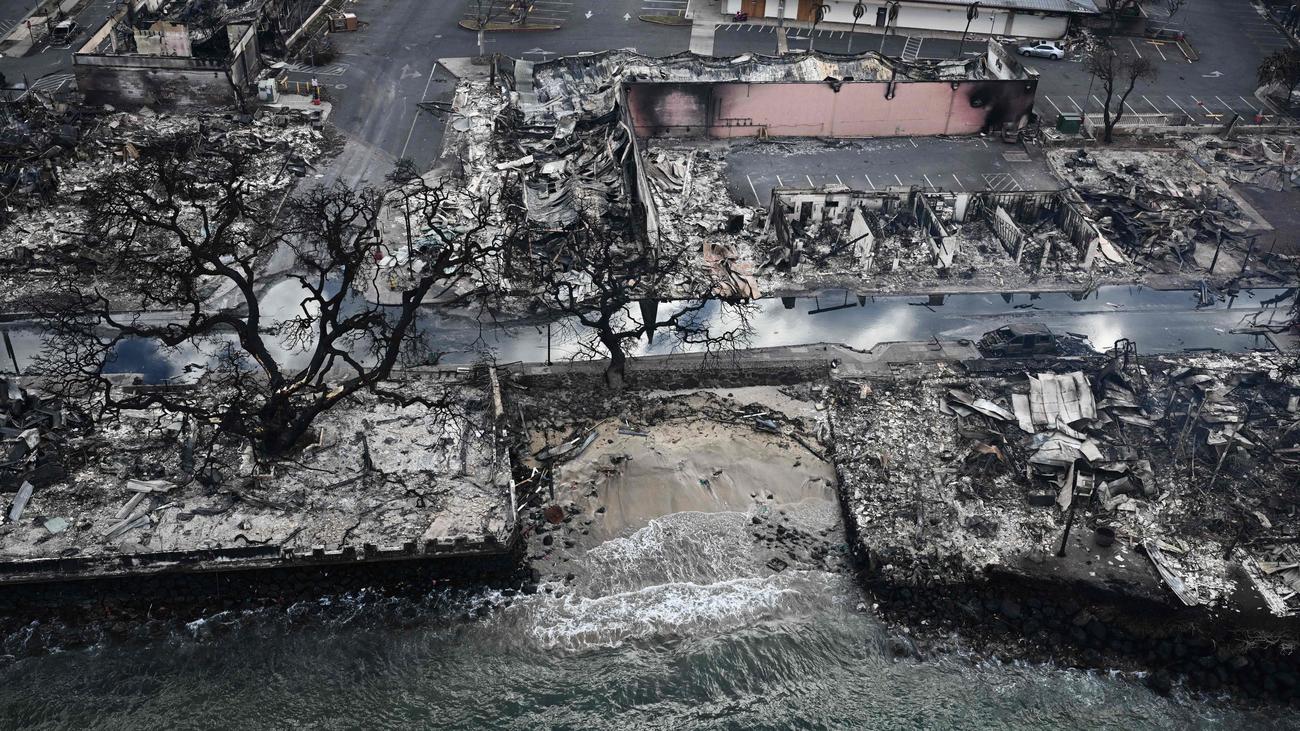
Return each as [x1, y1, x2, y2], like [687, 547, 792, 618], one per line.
[5, 286, 1287, 381]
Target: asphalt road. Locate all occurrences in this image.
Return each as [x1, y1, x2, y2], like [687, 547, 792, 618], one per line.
[277, 0, 692, 183]
[0, 0, 117, 88]
[1028, 0, 1292, 123]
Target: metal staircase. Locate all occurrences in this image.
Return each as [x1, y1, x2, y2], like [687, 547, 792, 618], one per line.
[901, 36, 922, 61]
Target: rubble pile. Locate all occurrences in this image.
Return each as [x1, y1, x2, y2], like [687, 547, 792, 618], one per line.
[0, 374, 511, 566]
[0, 108, 331, 312]
[1188, 135, 1300, 194]
[0, 92, 82, 230]
[374, 81, 518, 300]
[1051, 147, 1279, 277]
[832, 350, 1300, 616]
[753, 188, 1103, 294]
[833, 367, 1058, 583]
[1, 378, 88, 525]
[644, 145, 762, 296]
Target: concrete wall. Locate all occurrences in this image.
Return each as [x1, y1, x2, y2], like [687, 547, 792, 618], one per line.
[625, 78, 1037, 138]
[73, 23, 259, 110]
[74, 61, 237, 109]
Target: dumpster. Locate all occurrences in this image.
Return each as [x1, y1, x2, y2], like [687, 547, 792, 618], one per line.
[1056, 112, 1083, 134]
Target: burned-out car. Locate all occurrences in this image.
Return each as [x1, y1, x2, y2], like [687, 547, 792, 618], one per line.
[978, 323, 1058, 358]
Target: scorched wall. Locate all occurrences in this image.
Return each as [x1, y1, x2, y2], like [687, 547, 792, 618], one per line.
[625, 79, 1038, 138]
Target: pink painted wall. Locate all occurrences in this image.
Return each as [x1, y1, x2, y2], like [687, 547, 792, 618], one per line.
[626, 80, 1036, 138]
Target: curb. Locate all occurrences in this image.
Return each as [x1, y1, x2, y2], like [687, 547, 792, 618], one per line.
[639, 14, 691, 26]
[457, 20, 560, 32]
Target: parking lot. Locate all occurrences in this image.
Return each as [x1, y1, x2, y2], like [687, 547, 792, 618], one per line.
[461, 0, 574, 27]
[1035, 88, 1273, 122]
[718, 137, 1064, 204]
[641, 0, 686, 17]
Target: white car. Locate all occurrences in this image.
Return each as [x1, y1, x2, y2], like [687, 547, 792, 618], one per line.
[1017, 41, 1065, 60]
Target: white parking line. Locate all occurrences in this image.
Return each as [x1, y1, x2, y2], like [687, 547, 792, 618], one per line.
[806, 174, 815, 187]
[1238, 95, 1259, 113]
[1128, 38, 1143, 58]
[835, 174, 845, 186]
[776, 175, 784, 187]
[923, 174, 936, 189]
[1044, 96, 1063, 115]
[746, 174, 762, 205]
[1214, 96, 1238, 114]
[1149, 40, 1167, 61]
[952, 173, 965, 190]
[1091, 95, 1105, 112]
[1066, 95, 1083, 112]
[865, 174, 876, 190]
[1166, 95, 1189, 115]
[1142, 94, 1162, 113]
[894, 174, 903, 186]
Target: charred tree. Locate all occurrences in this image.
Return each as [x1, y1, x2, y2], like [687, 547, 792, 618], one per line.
[1084, 43, 1158, 144]
[1258, 48, 1300, 112]
[525, 220, 754, 390]
[32, 144, 500, 461]
[1101, 0, 1140, 35]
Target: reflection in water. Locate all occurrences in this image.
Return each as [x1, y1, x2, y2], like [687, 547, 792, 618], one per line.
[462, 286, 1291, 367]
[2, 286, 1291, 382]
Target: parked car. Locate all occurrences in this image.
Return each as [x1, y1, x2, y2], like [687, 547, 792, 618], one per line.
[978, 323, 1059, 358]
[49, 20, 79, 44]
[1017, 41, 1065, 60]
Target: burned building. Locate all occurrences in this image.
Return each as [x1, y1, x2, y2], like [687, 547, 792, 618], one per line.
[0, 106, 330, 313]
[520, 43, 1039, 140]
[0, 370, 516, 593]
[832, 346, 1300, 617]
[405, 46, 1297, 306]
[71, 0, 320, 110]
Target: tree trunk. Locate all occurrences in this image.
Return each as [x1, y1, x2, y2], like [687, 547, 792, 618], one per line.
[258, 398, 315, 458]
[599, 332, 626, 390]
[604, 357, 625, 390]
